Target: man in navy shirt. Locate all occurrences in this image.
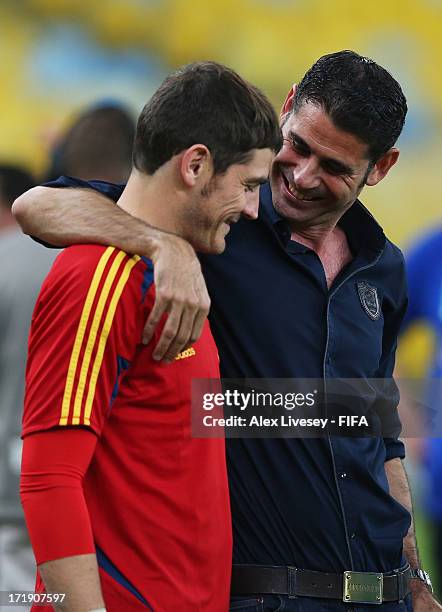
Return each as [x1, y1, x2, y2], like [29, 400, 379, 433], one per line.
[14, 51, 440, 611]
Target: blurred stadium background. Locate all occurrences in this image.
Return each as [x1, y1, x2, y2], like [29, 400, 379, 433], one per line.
[0, 0, 441, 600]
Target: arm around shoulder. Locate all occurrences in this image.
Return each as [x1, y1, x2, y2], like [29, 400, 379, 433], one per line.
[12, 185, 121, 247]
[13, 181, 211, 361]
[12, 186, 53, 236]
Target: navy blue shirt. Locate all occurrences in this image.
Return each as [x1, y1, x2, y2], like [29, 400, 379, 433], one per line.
[46, 177, 411, 574]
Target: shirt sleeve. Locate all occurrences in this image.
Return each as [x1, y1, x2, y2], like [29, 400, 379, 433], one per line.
[43, 175, 124, 202]
[20, 428, 98, 565]
[32, 177, 124, 248]
[374, 251, 409, 461]
[23, 245, 152, 438]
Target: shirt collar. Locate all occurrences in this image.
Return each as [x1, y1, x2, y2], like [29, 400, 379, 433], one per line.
[259, 181, 386, 255]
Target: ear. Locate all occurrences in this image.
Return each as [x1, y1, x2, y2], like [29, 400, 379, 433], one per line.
[280, 83, 297, 121]
[366, 148, 400, 186]
[179, 144, 212, 187]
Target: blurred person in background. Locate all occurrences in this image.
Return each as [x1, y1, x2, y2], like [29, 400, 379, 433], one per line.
[0, 103, 134, 597]
[44, 102, 135, 183]
[0, 164, 56, 593]
[401, 227, 442, 590]
[0, 165, 35, 233]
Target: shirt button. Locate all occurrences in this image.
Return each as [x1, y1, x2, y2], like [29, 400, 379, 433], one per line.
[350, 532, 356, 539]
[340, 472, 347, 479]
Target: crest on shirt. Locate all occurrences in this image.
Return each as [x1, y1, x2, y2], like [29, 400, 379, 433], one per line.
[357, 282, 380, 320]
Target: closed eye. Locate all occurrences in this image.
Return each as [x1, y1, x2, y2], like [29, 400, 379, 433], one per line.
[284, 136, 309, 156]
[243, 178, 268, 193]
[321, 161, 351, 176]
[285, 131, 354, 176]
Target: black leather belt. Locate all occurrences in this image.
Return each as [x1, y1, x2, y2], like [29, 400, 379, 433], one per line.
[231, 564, 411, 604]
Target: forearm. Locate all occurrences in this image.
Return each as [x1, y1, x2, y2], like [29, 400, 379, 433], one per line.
[385, 458, 442, 608]
[13, 182, 210, 361]
[38, 554, 105, 612]
[384, 457, 419, 569]
[12, 186, 164, 256]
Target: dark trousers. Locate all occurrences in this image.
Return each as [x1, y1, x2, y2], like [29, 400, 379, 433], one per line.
[229, 593, 413, 612]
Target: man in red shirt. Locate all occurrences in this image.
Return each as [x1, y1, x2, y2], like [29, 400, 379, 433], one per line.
[21, 61, 281, 612]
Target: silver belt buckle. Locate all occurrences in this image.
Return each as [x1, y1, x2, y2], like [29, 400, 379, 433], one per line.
[343, 570, 383, 604]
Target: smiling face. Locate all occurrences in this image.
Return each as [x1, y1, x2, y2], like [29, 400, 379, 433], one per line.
[181, 148, 274, 253]
[271, 102, 374, 229]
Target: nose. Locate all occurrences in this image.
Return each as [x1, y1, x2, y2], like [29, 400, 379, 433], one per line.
[242, 191, 260, 220]
[292, 157, 321, 191]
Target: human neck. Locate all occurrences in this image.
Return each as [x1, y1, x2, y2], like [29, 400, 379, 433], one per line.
[117, 168, 182, 235]
[290, 218, 341, 257]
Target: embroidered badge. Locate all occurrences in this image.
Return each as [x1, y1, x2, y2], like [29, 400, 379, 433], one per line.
[357, 282, 381, 320]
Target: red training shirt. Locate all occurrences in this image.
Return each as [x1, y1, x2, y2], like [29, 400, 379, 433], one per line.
[22, 245, 231, 611]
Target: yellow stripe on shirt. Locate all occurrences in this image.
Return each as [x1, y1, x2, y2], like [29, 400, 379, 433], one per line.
[59, 247, 115, 426]
[83, 255, 140, 425]
[71, 250, 128, 425]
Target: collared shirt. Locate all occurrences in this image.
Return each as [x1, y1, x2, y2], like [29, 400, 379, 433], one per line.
[45, 177, 411, 574]
[201, 183, 410, 573]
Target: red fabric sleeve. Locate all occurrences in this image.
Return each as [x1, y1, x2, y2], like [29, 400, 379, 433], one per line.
[20, 428, 98, 565]
[23, 245, 148, 437]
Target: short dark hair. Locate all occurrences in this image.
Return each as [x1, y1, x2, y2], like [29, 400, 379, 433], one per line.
[0, 164, 35, 210]
[133, 61, 282, 175]
[292, 50, 407, 161]
[47, 103, 135, 183]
